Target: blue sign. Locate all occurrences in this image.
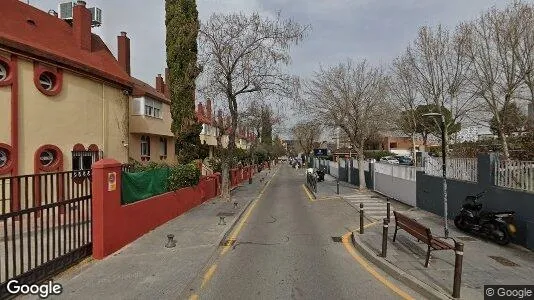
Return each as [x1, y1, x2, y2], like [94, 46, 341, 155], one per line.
[313, 148, 328, 156]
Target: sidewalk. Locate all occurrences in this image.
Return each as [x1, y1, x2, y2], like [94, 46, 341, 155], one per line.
[354, 208, 534, 300]
[314, 174, 534, 299]
[28, 168, 278, 300]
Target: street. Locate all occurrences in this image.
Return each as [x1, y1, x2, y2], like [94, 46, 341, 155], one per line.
[191, 165, 417, 299]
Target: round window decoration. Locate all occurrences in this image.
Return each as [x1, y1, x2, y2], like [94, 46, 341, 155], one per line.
[0, 149, 7, 168]
[0, 62, 8, 81]
[39, 150, 55, 167]
[39, 72, 55, 91]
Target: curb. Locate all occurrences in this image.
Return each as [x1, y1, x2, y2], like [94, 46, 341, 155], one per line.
[350, 232, 453, 300]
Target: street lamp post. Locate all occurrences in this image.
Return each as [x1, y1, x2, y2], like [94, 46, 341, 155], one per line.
[422, 112, 449, 238]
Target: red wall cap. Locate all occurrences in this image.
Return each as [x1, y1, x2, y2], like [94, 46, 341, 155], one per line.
[92, 158, 121, 169]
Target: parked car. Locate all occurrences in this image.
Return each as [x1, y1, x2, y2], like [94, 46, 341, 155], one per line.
[380, 156, 399, 164]
[394, 156, 413, 166]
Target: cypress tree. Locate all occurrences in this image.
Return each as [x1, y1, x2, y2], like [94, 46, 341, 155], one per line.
[165, 0, 202, 163]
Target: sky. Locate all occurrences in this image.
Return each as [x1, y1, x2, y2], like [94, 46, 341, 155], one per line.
[30, 0, 529, 138]
[30, 0, 523, 85]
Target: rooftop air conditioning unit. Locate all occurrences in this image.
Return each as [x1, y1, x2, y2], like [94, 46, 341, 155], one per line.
[89, 7, 102, 27]
[58, 2, 74, 21]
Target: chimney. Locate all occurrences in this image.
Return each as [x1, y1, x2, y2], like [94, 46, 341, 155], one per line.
[206, 99, 212, 121]
[73, 1, 92, 51]
[117, 32, 131, 75]
[156, 74, 164, 93]
[164, 68, 170, 98]
[198, 102, 205, 118]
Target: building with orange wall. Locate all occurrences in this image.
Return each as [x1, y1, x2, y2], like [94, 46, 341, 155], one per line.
[0, 0, 132, 177]
[0, 0, 176, 177]
[195, 99, 255, 158]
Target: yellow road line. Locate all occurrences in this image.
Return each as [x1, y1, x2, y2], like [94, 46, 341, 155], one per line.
[341, 232, 414, 300]
[200, 264, 217, 288]
[301, 184, 315, 202]
[220, 167, 279, 256]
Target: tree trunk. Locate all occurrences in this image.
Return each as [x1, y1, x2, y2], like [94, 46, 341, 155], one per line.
[411, 132, 417, 165]
[498, 129, 510, 159]
[358, 145, 366, 191]
[220, 158, 230, 201]
[443, 123, 449, 154]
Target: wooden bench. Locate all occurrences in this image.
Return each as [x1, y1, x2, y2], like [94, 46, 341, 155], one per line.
[393, 211, 456, 267]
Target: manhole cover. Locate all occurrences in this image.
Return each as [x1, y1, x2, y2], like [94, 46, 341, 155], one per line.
[489, 256, 520, 267]
[217, 212, 235, 217]
[220, 239, 236, 246]
[456, 236, 477, 241]
[331, 236, 343, 243]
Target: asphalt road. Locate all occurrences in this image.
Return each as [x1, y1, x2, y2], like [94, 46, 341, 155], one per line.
[195, 164, 418, 299]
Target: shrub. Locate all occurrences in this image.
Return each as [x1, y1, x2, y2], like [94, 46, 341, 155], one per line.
[130, 161, 169, 173]
[207, 157, 222, 173]
[167, 162, 201, 191]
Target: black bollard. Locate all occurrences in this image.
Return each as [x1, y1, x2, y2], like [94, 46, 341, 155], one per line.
[381, 218, 389, 257]
[359, 203, 364, 234]
[165, 234, 176, 248]
[452, 242, 464, 298]
[386, 199, 391, 223]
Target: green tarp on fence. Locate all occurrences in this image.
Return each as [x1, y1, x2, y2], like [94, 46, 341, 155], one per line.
[121, 168, 169, 204]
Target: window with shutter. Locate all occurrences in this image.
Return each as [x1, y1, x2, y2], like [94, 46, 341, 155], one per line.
[132, 97, 144, 115]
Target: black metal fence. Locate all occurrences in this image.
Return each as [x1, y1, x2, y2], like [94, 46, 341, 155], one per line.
[306, 172, 317, 193]
[0, 171, 92, 298]
[121, 163, 134, 173]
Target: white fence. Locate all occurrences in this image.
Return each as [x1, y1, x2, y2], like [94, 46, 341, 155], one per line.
[329, 161, 338, 178]
[424, 157, 478, 182]
[495, 160, 534, 193]
[375, 163, 416, 182]
[352, 158, 369, 171]
[374, 163, 417, 206]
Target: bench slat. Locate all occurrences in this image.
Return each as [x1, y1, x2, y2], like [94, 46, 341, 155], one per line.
[430, 239, 454, 250]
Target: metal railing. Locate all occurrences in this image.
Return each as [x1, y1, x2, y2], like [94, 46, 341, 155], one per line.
[121, 164, 134, 173]
[495, 160, 534, 193]
[424, 157, 478, 182]
[306, 172, 317, 193]
[0, 170, 92, 296]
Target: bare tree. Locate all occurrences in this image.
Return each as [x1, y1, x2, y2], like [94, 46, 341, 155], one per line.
[292, 121, 322, 157]
[463, 4, 526, 158]
[389, 54, 421, 161]
[511, 1, 534, 105]
[406, 24, 473, 151]
[198, 12, 307, 200]
[300, 59, 391, 190]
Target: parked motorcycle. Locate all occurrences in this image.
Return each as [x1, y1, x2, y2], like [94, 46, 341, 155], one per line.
[454, 191, 516, 245]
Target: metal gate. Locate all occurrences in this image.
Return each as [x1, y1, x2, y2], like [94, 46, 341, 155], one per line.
[0, 170, 92, 298]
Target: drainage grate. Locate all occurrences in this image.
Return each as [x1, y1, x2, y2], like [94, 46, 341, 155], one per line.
[370, 195, 382, 199]
[217, 212, 235, 217]
[456, 236, 477, 242]
[331, 236, 343, 243]
[489, 256, 520, 267]
[220, 239, 236, 246]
